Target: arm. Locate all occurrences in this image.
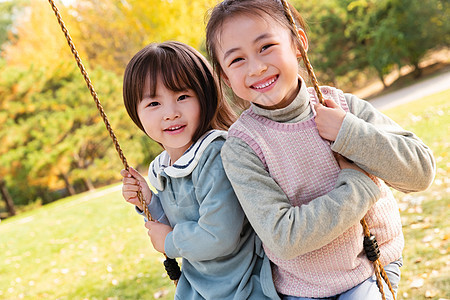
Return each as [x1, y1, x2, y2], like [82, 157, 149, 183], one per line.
[164, 141, 245, 262]
[332, 94, 436, 192]
[221, 138, 381, 260]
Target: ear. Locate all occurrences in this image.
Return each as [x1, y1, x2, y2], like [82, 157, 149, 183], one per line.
[296, 28, 309, 57]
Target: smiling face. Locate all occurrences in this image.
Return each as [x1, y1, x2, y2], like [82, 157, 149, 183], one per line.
[217, 14, 302, 110]
[137, 77, 201, 163]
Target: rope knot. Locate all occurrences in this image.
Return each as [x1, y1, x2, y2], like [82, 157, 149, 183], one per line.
[363, 234, 381, 262]
[164, 258, 182, 281]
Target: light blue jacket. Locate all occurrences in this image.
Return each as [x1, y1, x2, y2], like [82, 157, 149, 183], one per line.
[145, 130, 279, 300]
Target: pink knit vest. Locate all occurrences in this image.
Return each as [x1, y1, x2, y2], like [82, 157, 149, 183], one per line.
[228, 86, 404, 297]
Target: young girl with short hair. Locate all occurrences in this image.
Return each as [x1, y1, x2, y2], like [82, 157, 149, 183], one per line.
[206, 1, 435, 299]
[120, 41, 280, 299]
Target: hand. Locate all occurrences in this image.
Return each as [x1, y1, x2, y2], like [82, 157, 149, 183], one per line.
[145, 221, 173, 253]
[335, 153, 379, 186]
[314, 98, 346, 142]
[335, 153, 368, 176]
[120, 167, 152, 211]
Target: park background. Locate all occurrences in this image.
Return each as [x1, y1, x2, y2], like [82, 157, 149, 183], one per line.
[0, 0, 448, 299]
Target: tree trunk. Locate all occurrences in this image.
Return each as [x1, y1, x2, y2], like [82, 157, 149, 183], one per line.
[0, 179, 16, 216]
[378, 72, 388, 89]
[60, 172, 76, 196]
[413, 62, 422, 78]
[83, 177, 95, 191]
[73, 152, 95, 191]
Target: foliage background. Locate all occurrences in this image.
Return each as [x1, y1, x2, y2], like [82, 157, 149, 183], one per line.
[0, 0, 448, 209]
[0, 0, 448, 299]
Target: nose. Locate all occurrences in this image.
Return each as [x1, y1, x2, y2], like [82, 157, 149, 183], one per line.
[163, 103, 180, 120]
[248, 57, 267, 77]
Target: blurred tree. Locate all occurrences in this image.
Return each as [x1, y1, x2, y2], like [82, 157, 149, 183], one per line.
[343, 0, 403, 87]
[344, 0, 448, 84]
[0, 60, 160, 206]
[298, 0, 449, 87]
[65, 0, 217, 74]
[0, 0, 24, 54]
[0, 178, 16, 216]
[296, 0, 362, 86]
[391, 0, 449, 77]
[2, 0, 74, 70]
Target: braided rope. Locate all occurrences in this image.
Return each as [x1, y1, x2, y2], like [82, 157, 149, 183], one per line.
[279, 0, 324, 105]
[361, 219, 397, 300]
[47, 0, 179, 286]
[280, 1, 395, 299]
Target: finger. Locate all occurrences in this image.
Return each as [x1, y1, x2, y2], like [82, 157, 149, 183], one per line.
[333, 152, 341, 160]
[128, 167, 144, 180]
[120, 169, 130, 177]
[122, 177, 139, 186]
[324, 98, 338, 108]
[122, 191, 137, 200]
[128, 198, 142, 207]
[122, 191, 140, 202]
[122, 181, 140, 191]
[145, 221, 155, 230]
[314, 103, 322, 112]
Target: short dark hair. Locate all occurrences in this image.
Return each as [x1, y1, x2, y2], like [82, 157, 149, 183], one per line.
[123, 41, 236, 143]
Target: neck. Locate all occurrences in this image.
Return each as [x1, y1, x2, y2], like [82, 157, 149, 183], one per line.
[254, 80, 301, 110]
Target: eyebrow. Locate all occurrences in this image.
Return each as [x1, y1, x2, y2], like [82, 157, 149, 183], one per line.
[223, 32, 273, 61]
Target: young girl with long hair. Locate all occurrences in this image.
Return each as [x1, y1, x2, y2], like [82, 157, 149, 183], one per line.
[120, 41, 280, 299]
[206, 1, 435, 299]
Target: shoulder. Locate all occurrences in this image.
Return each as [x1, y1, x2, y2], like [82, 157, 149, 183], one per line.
[200, 137, 225, 158]
[228, 109, 264, 144]
[308, 85, 349, 112]
[343, 92, 381, 117]
[192, 137, 228, 183]
[228, 109, 253, 130]
[196, 138, 225, 167]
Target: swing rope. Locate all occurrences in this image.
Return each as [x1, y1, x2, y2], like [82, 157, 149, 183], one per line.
[47, 0, 180, 286]
[48, 0, 395, 294]
[280, 1, 396, 299]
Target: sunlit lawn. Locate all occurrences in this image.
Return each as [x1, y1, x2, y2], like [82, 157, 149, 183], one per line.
[383, 89, 449, 300]
[0, 89, 448, 299]
[0, 186, 176, 299]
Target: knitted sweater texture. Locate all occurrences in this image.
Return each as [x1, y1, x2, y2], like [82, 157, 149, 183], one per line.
[228, 86, 404, 297]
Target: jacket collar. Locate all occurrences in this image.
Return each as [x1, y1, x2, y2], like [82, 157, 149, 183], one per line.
[148, 130, 227, 191]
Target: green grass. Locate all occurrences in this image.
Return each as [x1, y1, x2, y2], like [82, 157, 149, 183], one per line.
[0, 186, 176, 299]
[1, 90, 449, 299]
[381, 89, 450, 300]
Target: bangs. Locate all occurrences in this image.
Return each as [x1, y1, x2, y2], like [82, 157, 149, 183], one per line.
[145, 47, 194, 98]
[124, 41, 235, 139]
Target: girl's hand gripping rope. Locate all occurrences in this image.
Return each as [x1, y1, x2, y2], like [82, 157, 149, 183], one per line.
[314, 98, 346, 142]
[121, 167, 152, 212]
[145, 221, 173, 254]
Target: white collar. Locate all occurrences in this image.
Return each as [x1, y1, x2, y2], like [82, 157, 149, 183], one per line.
[148, 130, 227, 191]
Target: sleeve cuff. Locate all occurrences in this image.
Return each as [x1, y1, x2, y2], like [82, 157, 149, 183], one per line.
[164, 231, 180, 258]
[332, 113, 358, 154]
[339, 168, 381, 201]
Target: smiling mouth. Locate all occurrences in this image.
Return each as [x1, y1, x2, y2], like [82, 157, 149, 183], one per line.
[251, 75, 278, 90]
[164, 125, 185, 132]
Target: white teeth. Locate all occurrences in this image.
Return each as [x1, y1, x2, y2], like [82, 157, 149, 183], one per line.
[254, 77, 276, 89]
[167, 126, 182, 131]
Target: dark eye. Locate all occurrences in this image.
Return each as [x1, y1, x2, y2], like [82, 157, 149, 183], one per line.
[229, 57, 243, 66]
[261, 44, 274, 52]
[178, 95, 189, 101]
[147, 101, 159, 107]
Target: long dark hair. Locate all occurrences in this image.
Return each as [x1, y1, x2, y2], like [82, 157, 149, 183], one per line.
[206, 0, 307, 97]
[123, 41, 236, 143]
